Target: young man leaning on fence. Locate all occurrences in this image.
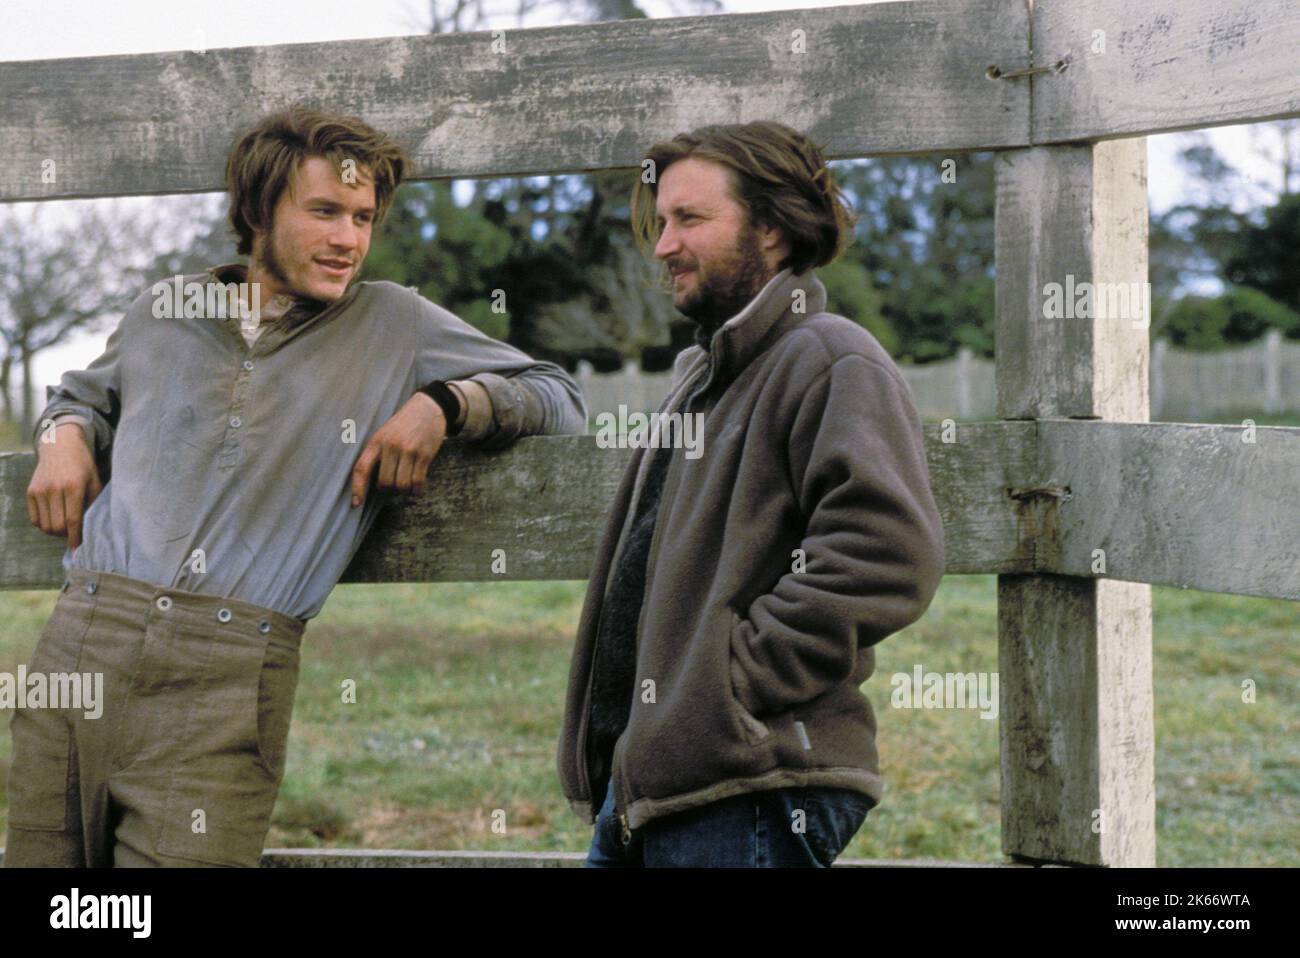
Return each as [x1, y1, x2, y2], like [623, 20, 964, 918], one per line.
[557, 121, 945, 867]
[9, 106, 587, 868]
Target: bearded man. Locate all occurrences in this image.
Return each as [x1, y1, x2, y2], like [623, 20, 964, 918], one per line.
[556, 121, 945, 868]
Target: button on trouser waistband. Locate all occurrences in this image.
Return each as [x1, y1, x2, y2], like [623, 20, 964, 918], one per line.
[60, 569, 305, 648]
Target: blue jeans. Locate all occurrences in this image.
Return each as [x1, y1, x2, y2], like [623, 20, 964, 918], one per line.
[586, 779, 874, 868]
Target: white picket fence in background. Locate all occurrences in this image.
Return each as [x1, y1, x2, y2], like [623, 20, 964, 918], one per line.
[578, 330, 1299, 421]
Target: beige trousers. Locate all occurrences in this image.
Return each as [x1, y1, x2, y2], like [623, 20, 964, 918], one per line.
[4, 569, 303, 867]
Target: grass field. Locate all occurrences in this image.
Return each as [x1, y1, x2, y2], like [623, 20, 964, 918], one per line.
[1, 575, 1295, 866]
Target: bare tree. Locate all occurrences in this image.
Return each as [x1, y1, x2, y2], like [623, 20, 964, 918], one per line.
[0, 201, 158, 438]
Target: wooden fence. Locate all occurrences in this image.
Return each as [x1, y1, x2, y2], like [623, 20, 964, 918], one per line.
[2, 0, 1298, 867]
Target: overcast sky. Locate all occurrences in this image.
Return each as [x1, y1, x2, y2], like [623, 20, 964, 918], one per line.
[1, 0, 1288, 393]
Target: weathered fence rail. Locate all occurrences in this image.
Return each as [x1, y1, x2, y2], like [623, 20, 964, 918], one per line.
[0, 425, 1038, 588]
[2, 0, 1298, 867]
[4, 419, 1296, 600]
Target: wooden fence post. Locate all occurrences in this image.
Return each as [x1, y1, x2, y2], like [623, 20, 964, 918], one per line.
[956, 346, 973, 419]
[1264, 329, 1282, 415]
[1151, 338, 1166, 420]
[994, 137, 1155, 866]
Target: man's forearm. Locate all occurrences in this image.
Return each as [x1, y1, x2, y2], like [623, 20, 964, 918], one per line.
[458, 368, 587, 449]
[36, 419, 94, 457]
[33, 410, 96, 456]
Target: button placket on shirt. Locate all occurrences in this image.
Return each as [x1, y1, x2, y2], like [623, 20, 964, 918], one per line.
[218, 318, 294, 471]
[218, 347, 253, 471]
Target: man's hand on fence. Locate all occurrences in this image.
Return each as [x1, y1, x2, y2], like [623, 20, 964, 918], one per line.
[350, 392, 449, 507]
[26, 422, 103, 551]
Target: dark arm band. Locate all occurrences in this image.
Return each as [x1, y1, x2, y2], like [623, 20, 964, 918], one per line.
[417, 380, 463, 436]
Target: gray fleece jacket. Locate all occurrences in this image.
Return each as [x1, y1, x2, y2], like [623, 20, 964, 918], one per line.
[556, 267, 945, 832]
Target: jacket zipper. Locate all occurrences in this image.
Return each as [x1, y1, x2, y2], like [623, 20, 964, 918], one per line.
[579, 643, 633, 845]
[580, 352, 715, 841]
[609, 358, 715, 843]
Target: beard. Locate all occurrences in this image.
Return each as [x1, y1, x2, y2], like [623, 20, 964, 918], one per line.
[253, 229, 342, 307]
[257, 229, 293, 296]
[671, 219, 773, 338]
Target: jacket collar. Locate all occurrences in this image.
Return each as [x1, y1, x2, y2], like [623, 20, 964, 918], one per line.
[691, 267, 827, 394]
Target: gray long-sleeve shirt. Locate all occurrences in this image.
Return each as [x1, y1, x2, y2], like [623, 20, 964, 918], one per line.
[36, 265, 587, 620]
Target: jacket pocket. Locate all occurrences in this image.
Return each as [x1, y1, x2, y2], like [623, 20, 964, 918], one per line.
[616, 602, 777, 803]
[726, 609, 771, 746]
